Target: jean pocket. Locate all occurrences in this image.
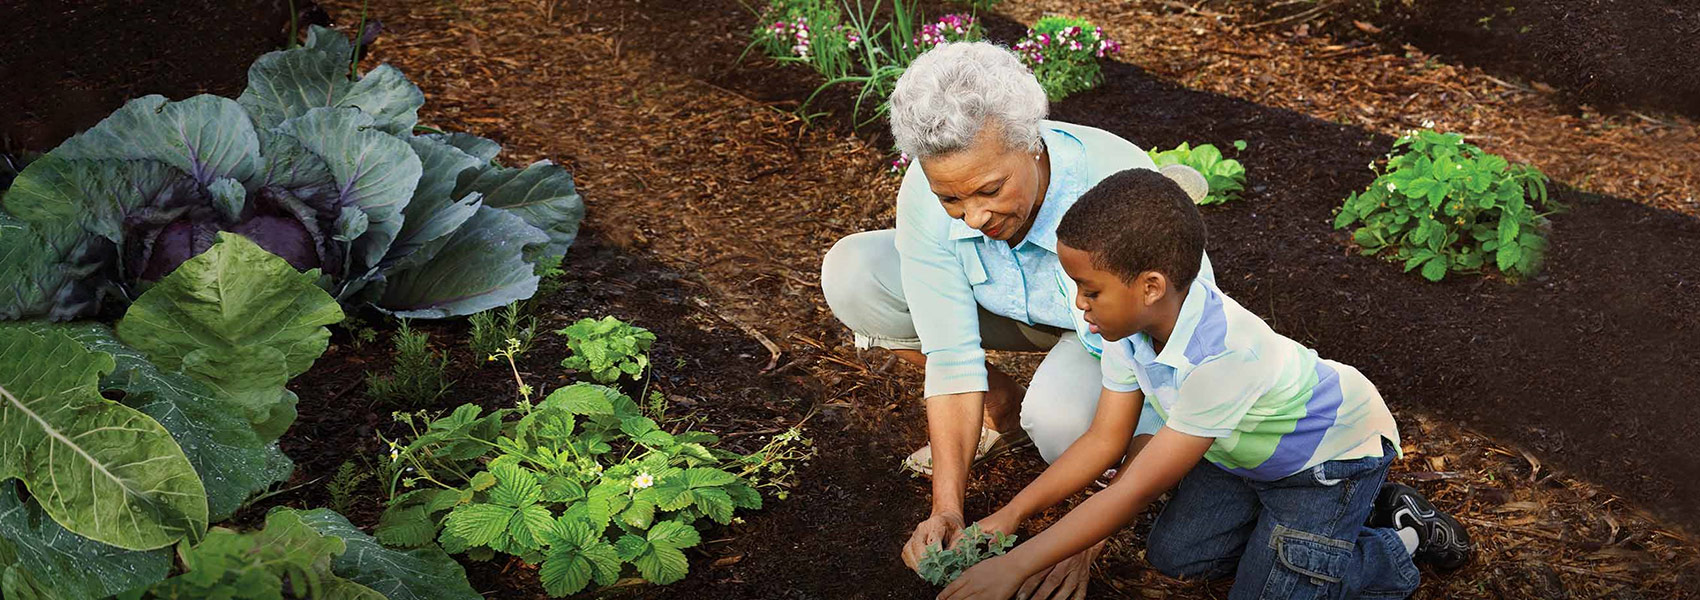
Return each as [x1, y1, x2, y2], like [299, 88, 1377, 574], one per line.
[1261, 525, 1352, 600]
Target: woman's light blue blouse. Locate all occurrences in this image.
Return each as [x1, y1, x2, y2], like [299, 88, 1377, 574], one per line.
[894, 120, 1216, 398]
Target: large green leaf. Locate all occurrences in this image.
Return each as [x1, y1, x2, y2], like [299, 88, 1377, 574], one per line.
[116, 232, 344, 441]
[0, 481, 171, 600]
[296, 508, 481, 600]
[54, 323, 293, 520]
[239, 26, 425, 136]
[0, 326, 207, 551]
[455, 160, 584, 259]
[385, 135, 483, 263]
[272, 107, 422, 282]
[51, 95, 260, 187]
[373, 206, 548, 318]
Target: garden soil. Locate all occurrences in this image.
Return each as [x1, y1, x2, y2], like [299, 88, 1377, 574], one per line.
[0, 0, 319, 153]
[234, 0, 1700, 597]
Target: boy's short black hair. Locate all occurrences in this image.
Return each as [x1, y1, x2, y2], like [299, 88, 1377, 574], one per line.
[1057, 168, 1207, 287]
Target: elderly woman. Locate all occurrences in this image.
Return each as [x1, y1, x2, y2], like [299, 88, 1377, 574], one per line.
[820, 42, 1214, 591]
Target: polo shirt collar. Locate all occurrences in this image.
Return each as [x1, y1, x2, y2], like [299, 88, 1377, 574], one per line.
[1136, 277, 1214, 370]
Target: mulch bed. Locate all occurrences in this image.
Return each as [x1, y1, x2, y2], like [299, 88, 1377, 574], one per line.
[991, 0, 1699, 219]
[1232, 0, 1700, 120]
[257, 0, 1700, 597]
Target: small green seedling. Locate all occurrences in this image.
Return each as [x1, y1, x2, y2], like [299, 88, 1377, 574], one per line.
[917, 523, 1018, 585]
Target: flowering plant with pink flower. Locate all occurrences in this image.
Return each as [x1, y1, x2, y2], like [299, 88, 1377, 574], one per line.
[913, 14, 982, 50]
[1012, 16, 1121, 101]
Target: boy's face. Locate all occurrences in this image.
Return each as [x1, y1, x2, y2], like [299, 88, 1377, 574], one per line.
[1058, 243, 1164, 342]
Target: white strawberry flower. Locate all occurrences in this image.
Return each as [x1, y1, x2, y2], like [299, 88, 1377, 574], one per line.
[632, 472, 655, 489]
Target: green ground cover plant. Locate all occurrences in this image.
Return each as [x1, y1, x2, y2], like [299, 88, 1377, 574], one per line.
[558, 316, 656, 384]
[1334, 127, 1554, 282]
[377, 336, 809, 597]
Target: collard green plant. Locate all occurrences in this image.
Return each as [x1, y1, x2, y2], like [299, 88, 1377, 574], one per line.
[141, 509, 385, 600]
[295, 508, 482, 600]
[1334, 128, 1553, 282]
[116, 232, 344, 441]
[558, 316, 656, 384]
[0, 25, 583, 322]
[365, 320, 453, 406]
[0, 326, 207, 552]
[916, 523, 1017, 585]
[1149, 141, 1248, 205]
[1012, 16, 1121, 101]
[379, 375, 785, 596]
[0, 481, 173, 600]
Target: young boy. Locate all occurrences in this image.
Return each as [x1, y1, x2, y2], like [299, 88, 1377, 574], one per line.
[939, 169, 1470, 600]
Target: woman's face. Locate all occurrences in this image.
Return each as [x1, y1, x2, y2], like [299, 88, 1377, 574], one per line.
[918, 126, 1046, 244]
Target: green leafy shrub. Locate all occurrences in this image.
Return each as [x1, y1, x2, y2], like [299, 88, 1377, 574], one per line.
[378, 379, 795, 596]
[0, 26, 583, 321]
[916, 523, 1017, 585]
[1148, 141, 1248, 205]
[1334, 128, 1554, 282]
[366, 320, 453, 405]
[1013, 16, 1122, 101]
[558, 316, 656, 384]
[470, 302, 539, 360]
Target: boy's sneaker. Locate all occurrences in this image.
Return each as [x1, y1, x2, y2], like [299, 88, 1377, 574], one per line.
[1371, 483, 1473, 570]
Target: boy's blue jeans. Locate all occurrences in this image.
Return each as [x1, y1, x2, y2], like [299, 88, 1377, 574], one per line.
[1145, 439, 1420, 599]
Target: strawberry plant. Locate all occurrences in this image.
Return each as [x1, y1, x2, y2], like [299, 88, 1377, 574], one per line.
[916, 523, 1017, 585]
[1334, 128, 1554, 282]
[1012, 16, 1122, 101]
[379, 340, 808, 596]
[1149, 141, 1248, 205]
[558, 316, 656, 383]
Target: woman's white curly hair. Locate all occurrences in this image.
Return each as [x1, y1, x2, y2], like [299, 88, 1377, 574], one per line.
[888, 41, 1049, 160]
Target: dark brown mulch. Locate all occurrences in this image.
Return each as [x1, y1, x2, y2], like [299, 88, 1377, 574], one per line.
[0, 0, 321, 153]
[1233, 0, 1700, 120]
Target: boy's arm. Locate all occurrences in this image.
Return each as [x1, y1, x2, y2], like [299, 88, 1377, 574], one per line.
[979, 387, 1144, 534]
[939, 428, 1214, 600]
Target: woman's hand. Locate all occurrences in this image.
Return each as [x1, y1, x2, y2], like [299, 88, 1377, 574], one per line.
[1014, 540, 1102, 600]
[938, 555, 1027, 600]
[903, 511, 967, 572]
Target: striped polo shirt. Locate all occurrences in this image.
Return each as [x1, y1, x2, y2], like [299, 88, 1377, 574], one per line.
[1100, 276, 1400, 481]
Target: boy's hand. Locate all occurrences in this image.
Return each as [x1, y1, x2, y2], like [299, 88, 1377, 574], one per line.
[963, 509, 1021, 544]
[938, 555, 1025, 600]
[1015, 540, 1102, 600]
[903, 512, 966, 572]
